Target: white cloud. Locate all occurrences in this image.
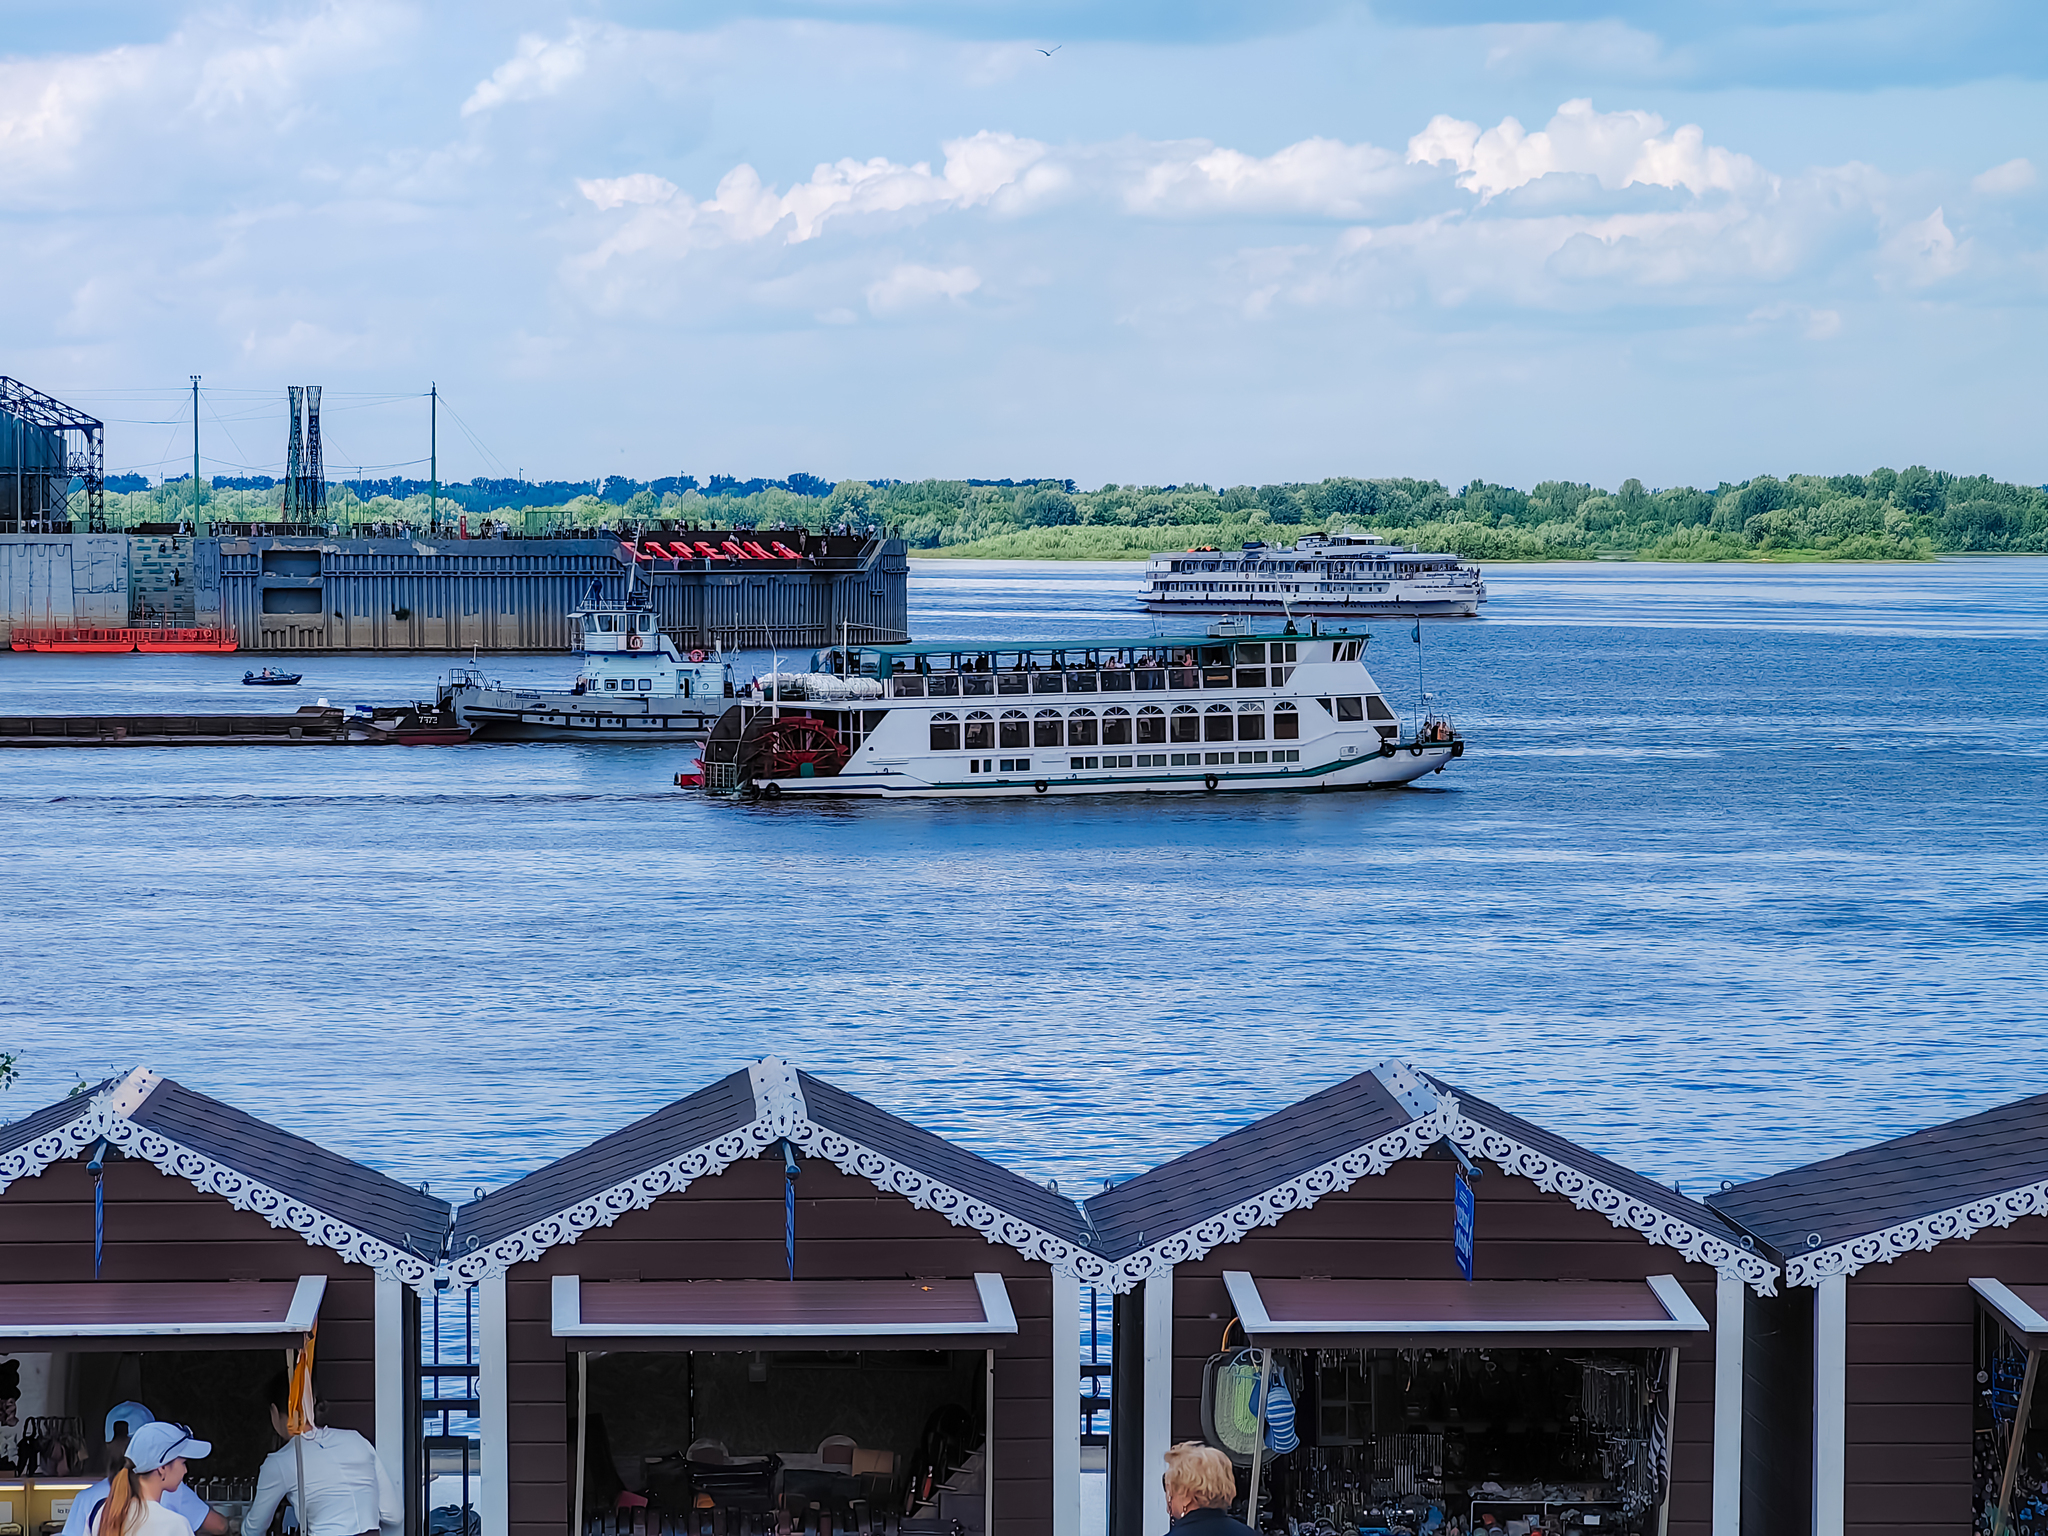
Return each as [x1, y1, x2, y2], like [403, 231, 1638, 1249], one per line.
[1972, 157, 2038, 196]
[866, 263, 981, 314]
[1879, 206, 1970, 286]
[1407, 99, 1769, 202]
[577, 174, 678, 212]
[462, 24, 597, 116]
[1123, 136, 1411, 218]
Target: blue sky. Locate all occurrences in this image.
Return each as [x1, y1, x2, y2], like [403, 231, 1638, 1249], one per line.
[3, 1, 2043, 488]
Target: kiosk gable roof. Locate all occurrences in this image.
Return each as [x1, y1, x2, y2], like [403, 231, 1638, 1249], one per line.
[447, 1059, 1101, 1289]
[1708, 1090, 2048, 1286]
[0, 1069, 451, 1294]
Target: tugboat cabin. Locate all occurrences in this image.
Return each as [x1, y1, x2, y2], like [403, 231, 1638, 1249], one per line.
[0, 1069, 447, 1536]
[449, 1059, 1101, 1536]
[1085, 1062, 1777, 1536]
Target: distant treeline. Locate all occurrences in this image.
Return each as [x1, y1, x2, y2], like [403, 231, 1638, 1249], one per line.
[106, 466, 2048, 561]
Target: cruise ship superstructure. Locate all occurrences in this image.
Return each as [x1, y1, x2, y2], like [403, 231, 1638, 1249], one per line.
[1142, 533, 1485, 620]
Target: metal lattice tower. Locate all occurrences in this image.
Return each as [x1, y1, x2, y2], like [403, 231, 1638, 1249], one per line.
[303, 385, 327, 522]
[0, 376, 105, 532]
[280, 385, 329, 524]
[283, 386, 306, 520]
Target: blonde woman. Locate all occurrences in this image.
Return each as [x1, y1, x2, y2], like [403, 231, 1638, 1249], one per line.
[1162, 1442, 1257, 1534]
[85, 1422, 211, 1536]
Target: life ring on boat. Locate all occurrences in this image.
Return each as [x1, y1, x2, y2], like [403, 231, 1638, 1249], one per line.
[1379, 740, 1395, 758]
[627, 632, 643, 650]
[1203, 773, 1220, 791]
[1033, 780, 1049, 794]
[687, 649, 707, 663]
[1408, 742, 1425, 756]
[761, 782, 782, 798]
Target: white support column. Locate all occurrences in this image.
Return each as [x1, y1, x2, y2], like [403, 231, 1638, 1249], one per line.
[480, 1274, 510, 1536]
[1052, 1268, 1082, 1536]
[1813, 1275, 1848, 1536]
[1141, 1271, 1174, 1536]
[374, 1279, 407, 1504]
[1712, 1274, 1745, 1536]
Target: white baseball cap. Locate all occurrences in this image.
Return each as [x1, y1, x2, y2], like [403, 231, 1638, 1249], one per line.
[126, 1422, 210, 1473]
[104, 1402, 154, 1441]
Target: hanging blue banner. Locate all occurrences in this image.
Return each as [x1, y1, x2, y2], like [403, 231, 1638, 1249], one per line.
[1454, 1168, 1475, 1282]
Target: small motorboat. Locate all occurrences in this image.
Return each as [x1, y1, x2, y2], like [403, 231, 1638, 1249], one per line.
[243, 668, 303, 685]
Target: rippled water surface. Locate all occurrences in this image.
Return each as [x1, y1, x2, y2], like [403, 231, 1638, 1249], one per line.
[3, 556, 2044, 1203]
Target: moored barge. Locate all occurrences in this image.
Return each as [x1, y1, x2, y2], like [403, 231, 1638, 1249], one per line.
[693, 623, 1462, 799]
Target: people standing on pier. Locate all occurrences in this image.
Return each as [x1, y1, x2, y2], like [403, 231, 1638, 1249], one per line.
[63, 1407, 226, 1536]
[84, 1421, 213, 1536]
[245, 1373, 402, 1536]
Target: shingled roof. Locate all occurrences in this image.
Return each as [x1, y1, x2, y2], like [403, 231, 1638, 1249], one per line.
[1081, 1063, 1779, 1295]
[448, 1058, 1098, 1289]
[1708, 1089, 2048, 1286]
[0, 1068, 450, 1292]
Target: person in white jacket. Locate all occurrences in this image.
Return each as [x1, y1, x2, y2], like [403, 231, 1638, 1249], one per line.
[243, 1374, 401, 1536]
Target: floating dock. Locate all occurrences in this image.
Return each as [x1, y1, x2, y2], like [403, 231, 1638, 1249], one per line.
[0, 706, 350, 746]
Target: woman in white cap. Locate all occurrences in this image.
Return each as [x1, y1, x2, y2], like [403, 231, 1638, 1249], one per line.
[86, 1420, 212, 1536]
[61, 1407, 225, 1536]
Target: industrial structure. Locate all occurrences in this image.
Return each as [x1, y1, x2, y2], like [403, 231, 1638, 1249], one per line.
[281, 384, 328, 523]
[0, 377, 104, 533]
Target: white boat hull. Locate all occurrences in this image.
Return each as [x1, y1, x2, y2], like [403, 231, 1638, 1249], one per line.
[1142, 593, 1482, 619]
[750, 742, 1460, 799]
[452, 688, 721, 742]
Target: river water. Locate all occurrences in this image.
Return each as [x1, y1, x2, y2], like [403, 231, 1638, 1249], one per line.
[2, 557, 2044, 1205]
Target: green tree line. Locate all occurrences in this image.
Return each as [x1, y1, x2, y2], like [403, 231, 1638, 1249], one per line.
[103, 464, 2048, 561]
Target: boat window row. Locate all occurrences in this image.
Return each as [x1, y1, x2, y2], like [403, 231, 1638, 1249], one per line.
[929, 703, 1300, 751]
[887, 642, 1302, 697]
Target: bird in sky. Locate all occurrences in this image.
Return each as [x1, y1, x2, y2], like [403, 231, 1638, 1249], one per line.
[1037, 44, 1061, 57]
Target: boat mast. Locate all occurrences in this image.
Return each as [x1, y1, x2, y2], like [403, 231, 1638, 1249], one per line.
[428, 383, 438, 532]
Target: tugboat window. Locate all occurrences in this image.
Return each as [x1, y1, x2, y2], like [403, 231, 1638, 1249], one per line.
[1169, 706, 1201, 744]
[964, 711, 995, 750]
[1204, 704, 1235, 743]
[1067, 710, 1098, 746]
[999, 710, 1029, 748]
[1137, 707, 1167, 746]
[929, 711, 960, 751]
[1274, 702, 1300, 740]
[1102, 707, 1132, 746]
[1034, 709, 1065, 748]
[1335, 696, 1365, 721]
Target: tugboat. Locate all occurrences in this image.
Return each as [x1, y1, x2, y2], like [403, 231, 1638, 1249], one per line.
[690, 621, 1462, 799]
[440, 587, 732, 742]
[1142, 532, 1486, 619]
[242, 667, 303, 685]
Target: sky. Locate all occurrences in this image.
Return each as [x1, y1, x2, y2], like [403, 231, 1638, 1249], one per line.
[2, 0, 2044, 490]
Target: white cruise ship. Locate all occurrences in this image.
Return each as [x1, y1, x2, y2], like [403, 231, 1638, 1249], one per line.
[686, 622, 1461, 799]
[1142, 532, 1485, 619]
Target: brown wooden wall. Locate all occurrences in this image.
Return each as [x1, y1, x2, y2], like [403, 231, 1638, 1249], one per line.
[497, 1154, 1060, 1536]
[1839, 1212, 2048, 1536]
[0, 1152, 380, 1441]
[1163, 1159, 1727, 1534]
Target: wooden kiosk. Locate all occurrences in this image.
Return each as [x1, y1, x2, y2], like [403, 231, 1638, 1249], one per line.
[1710, 1089, 2048, 1536]
[1087, 1061, 1779, 1536]
[449, 1059, 1101, 1536]
[0, 1068, 448, 1535]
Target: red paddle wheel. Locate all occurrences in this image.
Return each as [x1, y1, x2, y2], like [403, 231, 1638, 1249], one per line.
[753, 714, 849, 779]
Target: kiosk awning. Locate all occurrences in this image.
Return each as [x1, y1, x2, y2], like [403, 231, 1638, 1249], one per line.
[0, 1276, 326, 1351]
[551, 1274, 1019, 1352]
[1973, 1279, 2048, 1346]
[1222, 1272, 1709, 1349]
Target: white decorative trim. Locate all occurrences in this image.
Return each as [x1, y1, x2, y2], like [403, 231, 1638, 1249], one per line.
[1785, 1179, 2048, 1286]
[1448, 1113, 1780, 1296]
[1101, 1097, 1458, 1292]
[451, 1058, 1114, 1290]
[749, 1058, 808, 1136]
[2, 1068, 442, 1296]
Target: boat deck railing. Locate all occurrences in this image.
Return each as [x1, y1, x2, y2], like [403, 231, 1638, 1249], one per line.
[883, 664, 1294, 698]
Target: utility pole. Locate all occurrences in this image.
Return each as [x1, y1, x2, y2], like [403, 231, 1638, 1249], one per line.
[191, 375, 202, 534]
[429, 383, 438, 533]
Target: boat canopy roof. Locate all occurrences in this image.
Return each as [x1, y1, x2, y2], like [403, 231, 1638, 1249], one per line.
[831, 624, 1369, 664]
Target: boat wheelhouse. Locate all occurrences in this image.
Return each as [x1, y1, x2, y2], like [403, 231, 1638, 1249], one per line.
[440, 592, 733, 742]
[1142, 533, 1485, 620]
[692, 623, 1461, 799]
